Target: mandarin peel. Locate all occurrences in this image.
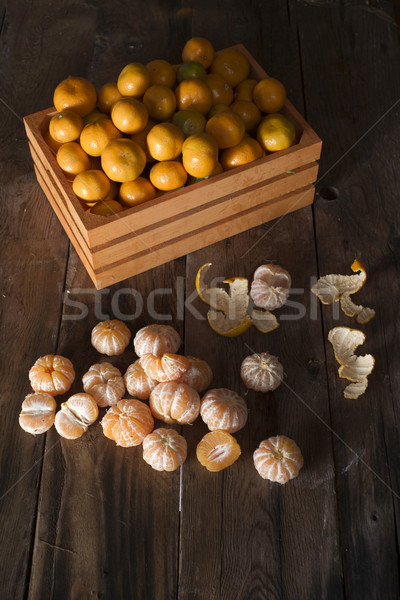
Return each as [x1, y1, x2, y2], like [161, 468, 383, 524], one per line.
[328, 326, 375, 399]
[195, 263, 280, 337]
[311, 260, 375, 323]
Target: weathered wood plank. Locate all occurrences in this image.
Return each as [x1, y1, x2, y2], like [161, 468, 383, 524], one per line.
[28, 2, 186, 599]
[292, 0, 400, 596]
[178, 2, 343, 599]
[0, 0, 99, 597]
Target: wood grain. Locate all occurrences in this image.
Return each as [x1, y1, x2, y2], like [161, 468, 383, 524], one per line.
[292, 0, 400, 597]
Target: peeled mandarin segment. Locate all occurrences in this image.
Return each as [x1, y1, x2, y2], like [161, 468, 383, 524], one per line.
[101, 398, 154, 447]
[91, 319, 131, 356]
[55, 393, 99, 440]
[176, 356, 213, 392]
[134, 324, 181, 358]
[143, 428, 187, 472]
[200, 388, 248, 433]
[29, 355, 75, 396]
[82, 362, 125, 408]
[240, 352, 283, 392]
[196, 430, 241, 472]
[19, 392, 57, 435]
[149, 382, 200, 425]
[124, 359, 158, 400]
[250, 264, 291, 310]
[253, 436, 304, 484]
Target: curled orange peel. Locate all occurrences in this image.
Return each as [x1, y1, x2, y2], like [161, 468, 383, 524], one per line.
[195, 263, 279, 337]
[328, 326, 375, 399]
[311, 259, 375, 323]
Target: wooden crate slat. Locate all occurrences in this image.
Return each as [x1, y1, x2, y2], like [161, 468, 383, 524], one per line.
[92, 185, 315, 289]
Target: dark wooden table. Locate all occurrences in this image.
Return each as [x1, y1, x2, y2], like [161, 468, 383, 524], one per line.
[2, 1, 400, 598]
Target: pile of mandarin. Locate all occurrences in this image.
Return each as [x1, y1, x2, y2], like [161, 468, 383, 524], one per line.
[45, 37, 296, 217]
[19, 321, 303, 483]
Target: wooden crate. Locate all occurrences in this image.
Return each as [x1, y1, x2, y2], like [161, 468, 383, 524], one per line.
[24, 44, 322, 290]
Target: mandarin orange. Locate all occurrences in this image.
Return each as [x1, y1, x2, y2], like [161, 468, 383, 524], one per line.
[80, 118, 120, 157]
[205, 111, 245, 149]
[196, 430, 241, 472]
[182, 37, 215, 69]
[72, 169, 111, 202]
[149, 160, 187, 191]
[101, 398, 154, 447]
[119, 177, 157, 207]
[182, 132, 218, 178]
[101, 139, 147, 182]
[117, 62, 151, 97]
[146, 122, 184, 161]
[49, 110, 83, 143]
[56, 142, 91, 177]
[146, 59, 176, 88]
[143, 428, 187, 472]
[175, 78, 213, 115]
[53, 76, 97, 117]
[210, 48, 250, 88]
[149, 381, 200, 425]
[111, 98, 149, 135]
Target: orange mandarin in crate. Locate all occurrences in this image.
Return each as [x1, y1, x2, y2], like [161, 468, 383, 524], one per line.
[117, 62, 151, 98]
[91, 319, 131, 356]
[253, 435, 304, 484]
[101, 398, 154, 447]
[29, 355, 75, 396]
[82, 362, 125, 408]
[49, 110, 83, 143]
[200, 388, 248, 433]
[119, 177, 157, 208]
[19, 393, 57, 435]
[53, 76, 97, 117]
[141, 353, 190, 383]
[196, 430, 241, 472]
[97, 82, 123, 113]
[56, 142, 91, 177]
[182, 37, 215, 69]
[124, 359, 158, 400]
[149, 382, 200, 425]
[146, 59, 176, 88]
[143, 428, 187, 472]
[55, 393, 99, 440]
[210, 47, 250, 87]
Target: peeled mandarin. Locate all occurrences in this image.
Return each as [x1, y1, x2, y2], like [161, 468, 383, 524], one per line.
[143, 428, 187, 472]
[101, 398, 154, 447]
[91, 319, 131, 356]
[55, 393, 99, 440]
[29, 355, 75, 396]
[196, 430, 241, 472]
[134, 324, 181, 358]
[19, 393, 57, 435]
[149, 382, 200, 425]
[82, 362, 125, 408]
